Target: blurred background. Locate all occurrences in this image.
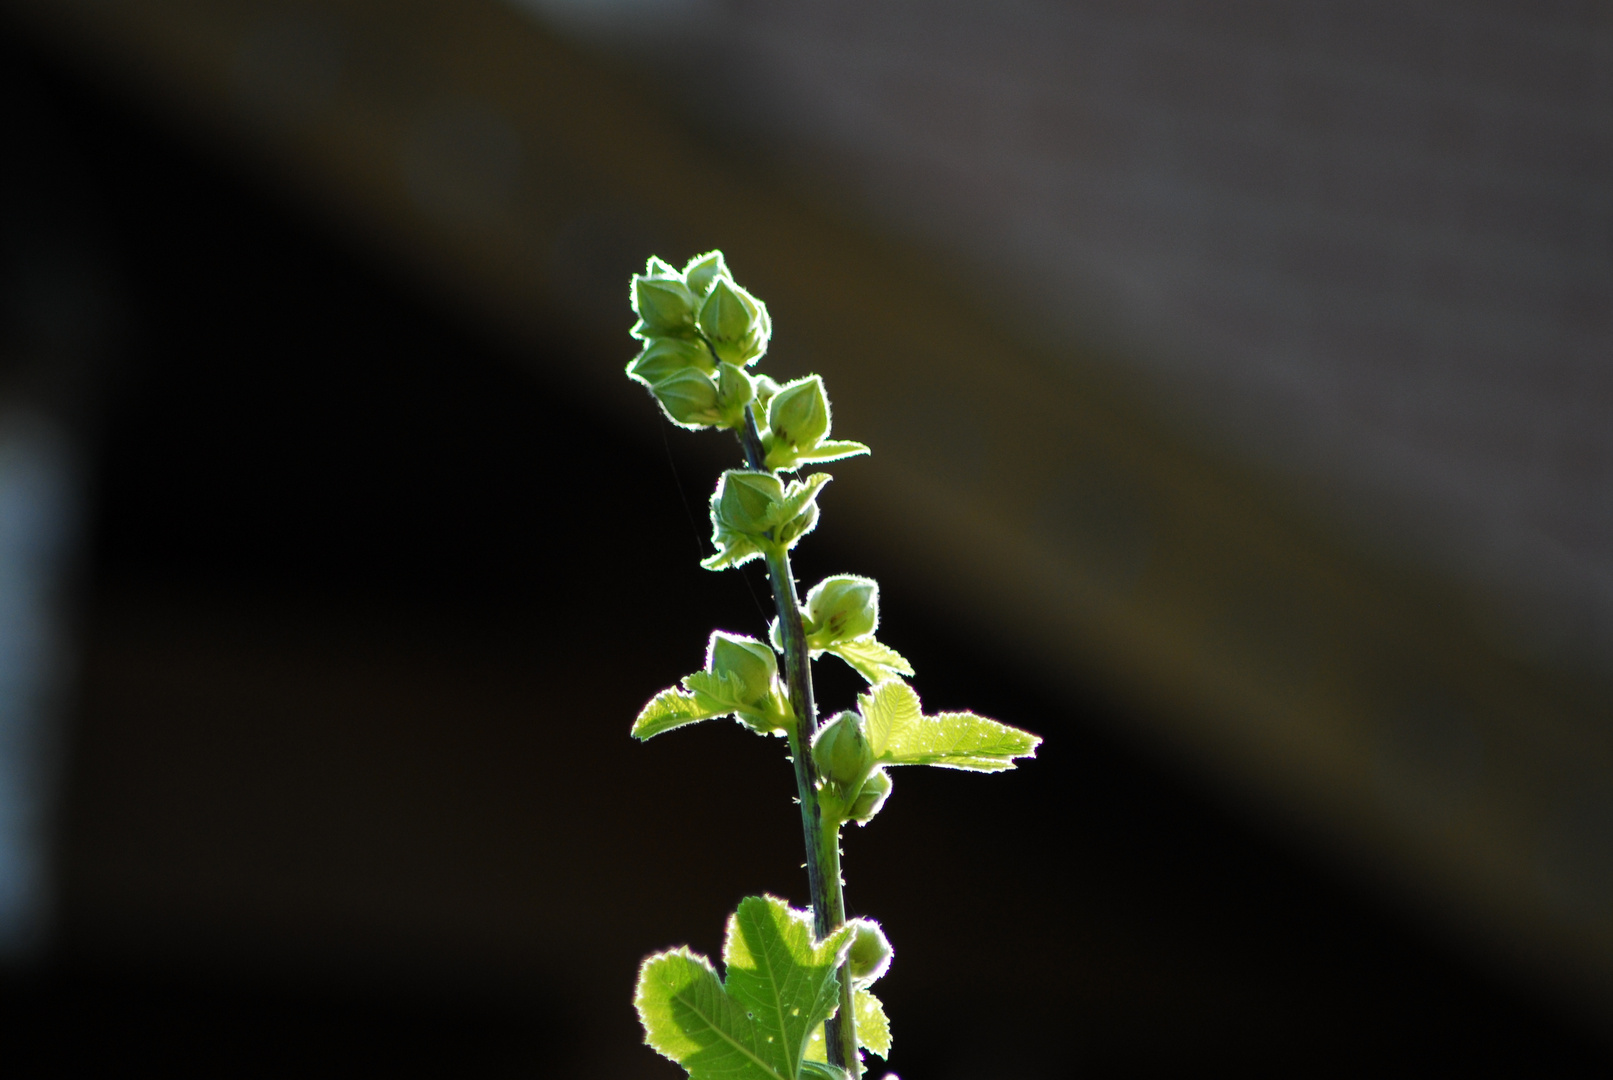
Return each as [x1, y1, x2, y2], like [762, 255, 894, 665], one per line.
[0, 0, 1610, 1075]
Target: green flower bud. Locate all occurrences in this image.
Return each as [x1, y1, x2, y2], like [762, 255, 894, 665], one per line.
[651, 367, 723, 428]
[846, 767, 892, 825]
[712, 470, 785, 538]
[845, 919, 893, 986]
[707, 631, 779, 708]
[803, 575, 878, 647]
[767, 376, 830, 452]
[682, 250, 727, 298]
[704, 471, 830, 569]
[812, 710, 874, 791]
[698, 277, 770, 366]
[628, 336, 716, 386]
[752, 374, 783, 412]
[713, 362, 756, 428]
[632, 265, 698, 336]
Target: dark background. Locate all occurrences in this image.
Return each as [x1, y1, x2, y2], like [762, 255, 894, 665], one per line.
[0, 24, 1607, 1078]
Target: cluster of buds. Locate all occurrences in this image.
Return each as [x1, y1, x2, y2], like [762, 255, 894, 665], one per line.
[626, 254, 867, 470]
[811, 710, 893, 826]
[625, 252, 770, 431]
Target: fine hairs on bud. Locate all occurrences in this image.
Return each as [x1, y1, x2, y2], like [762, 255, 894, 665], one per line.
[805, 575, 879, 645]
[811, 711, 874, 792]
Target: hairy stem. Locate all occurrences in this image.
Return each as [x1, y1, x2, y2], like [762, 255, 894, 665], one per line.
[737, 412, 858, 1076]
[819, 816, 859, 1074]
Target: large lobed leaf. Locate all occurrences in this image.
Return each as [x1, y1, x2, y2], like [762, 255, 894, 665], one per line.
[637, 896, 855, 1080]
[859, 680, 1040, 771]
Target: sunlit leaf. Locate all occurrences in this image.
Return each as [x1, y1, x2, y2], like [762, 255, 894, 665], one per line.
[859, 680, 1040, 771]
[824, 637, 914, 684]
[632, 687, 725, 740]
[636, 896, 856, 1080]
[853, 990, 891, 1060]
[804, 990, 891, 1063]
[794, 440, 869, 465]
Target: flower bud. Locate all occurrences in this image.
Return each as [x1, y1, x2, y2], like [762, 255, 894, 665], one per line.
[707, 631, 778, 707]
[803, 575, 878, 646]
[651, 367, 722, 428]
[846, 767, 892, 824]
[774, 500, 820, 548]
[845, 919, 893, 986]
[812, 711, 874, 791]
[713, 362, 756, 428]
[698, 277, 770, 366]
[767, 376, 830, 452]
[632, 269, 698, 335]
[628, 336, 715, 386]
[752, 374, 783, 413]
[681, 250, 727, 298]
[712, 470, 785, 538]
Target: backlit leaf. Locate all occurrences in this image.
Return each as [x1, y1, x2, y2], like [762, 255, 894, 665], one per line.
[636, 896, 855, 1080]
[633, 687, 725, 740]
[859, 680, 1040, 771]
[824, 637, 914, 684]
[804, 989, 891, 1063]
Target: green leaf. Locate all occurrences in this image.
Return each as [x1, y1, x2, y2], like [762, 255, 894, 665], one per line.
[823, 637, 914, 684]
[859, 680, 1040, 771]
[632, 687, 725, 740]
[854, 989, 892, 1059]
[793, 440, 870, 465]
[634, 632, 789, 739]
[636, 896, 855, 1080]
[683, 671, 782, 736]
[701, 535, 768, 571]
[798, 1064, 848, 1080]
[804, 990, 891, 1064]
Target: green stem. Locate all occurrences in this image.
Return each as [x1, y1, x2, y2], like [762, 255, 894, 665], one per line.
[736, 412, 858, 1077]
[819, 815, 859, 1075]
